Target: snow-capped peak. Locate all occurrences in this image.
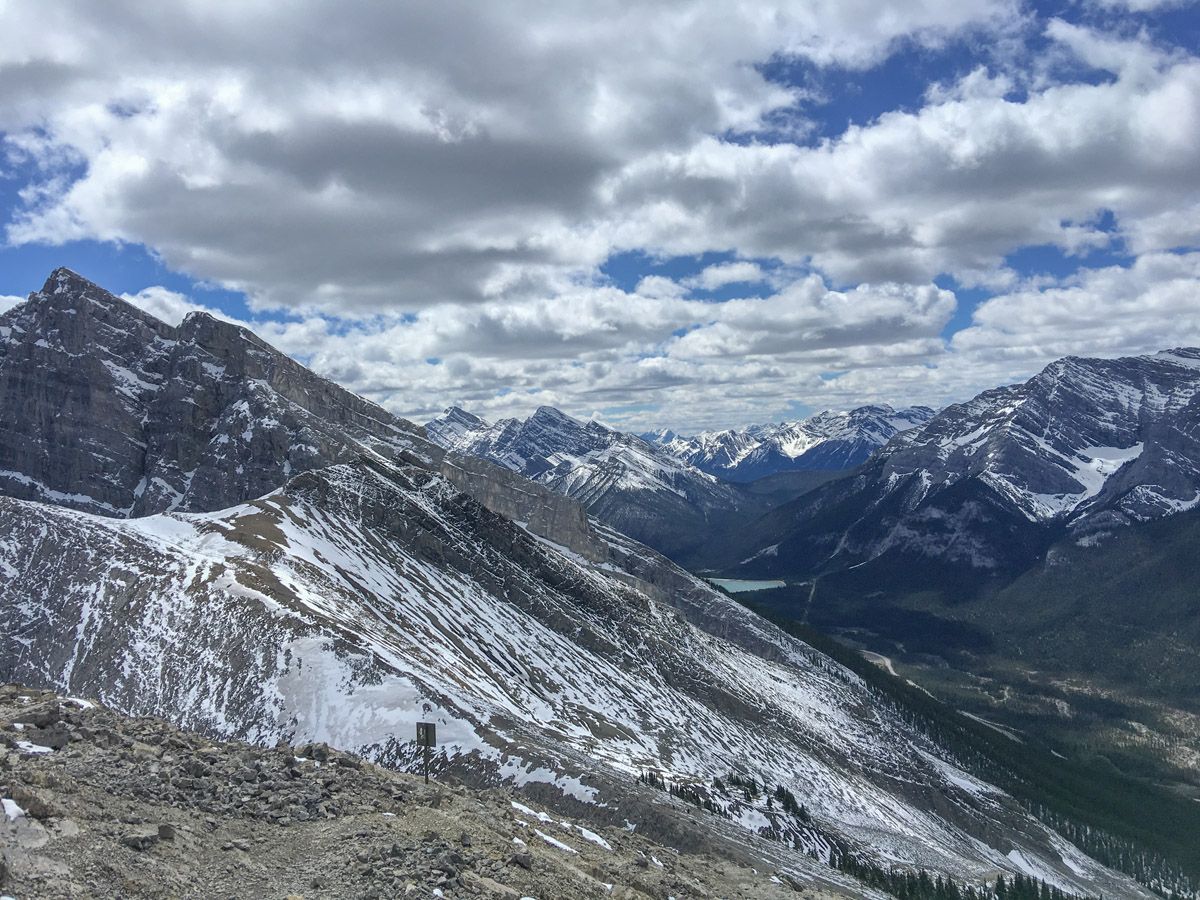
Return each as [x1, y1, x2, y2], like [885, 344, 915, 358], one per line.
[656, 404, 937, 482]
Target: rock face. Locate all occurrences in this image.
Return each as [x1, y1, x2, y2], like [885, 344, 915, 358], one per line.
[729, 349, 1200, 580]
[0, 269, 1158, 897]
[438, 452, 607, 563]
[0, 268, 430, 518]
[650, 405, 936, 483]
[425, 405, 762, 560]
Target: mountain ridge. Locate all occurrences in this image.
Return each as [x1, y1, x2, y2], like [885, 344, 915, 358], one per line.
[649, 405, 937, 483]
[725, 346, 1200, 584]
[423, 404, 766, 561]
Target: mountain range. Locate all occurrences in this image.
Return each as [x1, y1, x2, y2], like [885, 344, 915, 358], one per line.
[725, 348, 1200, 580]
[422, 403, 930, 563]
[645, 405, 936, 482]
[711, 347, 1200, 768]
[424, 404, 771, 561]
[2, 269, 1180, 896]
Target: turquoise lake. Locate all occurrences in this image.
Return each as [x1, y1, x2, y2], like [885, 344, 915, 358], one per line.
[707, 578, 786, 593]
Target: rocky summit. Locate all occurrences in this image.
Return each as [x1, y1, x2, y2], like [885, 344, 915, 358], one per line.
[0, 268, 431, 519]
[727, 348, 1200, 580]
[2, 685, 845, 899]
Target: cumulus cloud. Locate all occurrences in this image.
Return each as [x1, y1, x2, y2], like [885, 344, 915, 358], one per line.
[220, 273, 957, 430]
[1085, 0, 1189, 11]
[0, 295, 25, 314]
[119, 286, 240, 327]
[1, 2, 1198, 430]
[953, 252, 1200, 361]
[0, 0, 1017, 313]
[684, 261, 769, 291]
[605, 26, 1200, 287]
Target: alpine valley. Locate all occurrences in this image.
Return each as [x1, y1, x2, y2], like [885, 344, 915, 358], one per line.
[2, 269, 1199, 900]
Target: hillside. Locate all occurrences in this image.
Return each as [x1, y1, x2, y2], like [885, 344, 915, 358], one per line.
[0, 685, 847, 899]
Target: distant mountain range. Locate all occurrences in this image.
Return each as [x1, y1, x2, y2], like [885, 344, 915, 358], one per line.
[644, 405, 936, 482]
[715, 348, 1200, 728]
[2, 269, 1165, 895]
[727, 348, 1200, 581]
[424, 405, 770, 560]
[422, 403, 936, 561]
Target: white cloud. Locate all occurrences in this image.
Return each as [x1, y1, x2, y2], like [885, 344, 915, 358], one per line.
[634, 275, 686, 300]
[1085, 0, 1188, 11]
[222, 273, 958, 430]
[0, 3, 1197, 430]
[0, 294, 25, 314]
[120, 286, 240, 327]
[952, 251, 1200, 361]
[0, 0, 1018, 313]
[602, 26, 1200, 287]
[684, 261, 768, 291]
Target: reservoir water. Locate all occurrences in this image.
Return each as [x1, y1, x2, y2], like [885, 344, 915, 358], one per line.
[707, 578, 786, 593]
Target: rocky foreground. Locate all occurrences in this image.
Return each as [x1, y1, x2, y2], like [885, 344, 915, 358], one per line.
[0, 686, 836, 899]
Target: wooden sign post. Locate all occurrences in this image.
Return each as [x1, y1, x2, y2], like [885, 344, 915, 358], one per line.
[416, 722, 436, 784]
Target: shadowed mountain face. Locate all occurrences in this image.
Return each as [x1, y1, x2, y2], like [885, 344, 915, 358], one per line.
[0, 269, 1160, 898]
[0, 267, 433, 518]
[715, 348, 1200, 739]
[648, 405, 937, 483]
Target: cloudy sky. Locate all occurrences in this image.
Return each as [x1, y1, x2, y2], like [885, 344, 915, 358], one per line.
[1, 0, 1198, 432]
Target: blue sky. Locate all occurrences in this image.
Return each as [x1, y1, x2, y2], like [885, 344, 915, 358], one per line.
[2, 0, 1198, 431]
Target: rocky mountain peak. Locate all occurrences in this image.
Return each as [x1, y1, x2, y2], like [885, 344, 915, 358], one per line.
[730, 346, 1200, 582]
[0, 267, 429, 518]
[531, 405, 581, 425]
[43, 266, 108, 299]
[6, 267, 174, 349]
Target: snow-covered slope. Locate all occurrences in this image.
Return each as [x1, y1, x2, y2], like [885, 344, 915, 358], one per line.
[653, 405, 936, 482]
[0, 460, 1146, 897]
[731, 350, 1200, 578]
[425, 406, 759, 560]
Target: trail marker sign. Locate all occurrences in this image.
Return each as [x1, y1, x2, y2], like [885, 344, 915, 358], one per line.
[416, 722, 436, 783]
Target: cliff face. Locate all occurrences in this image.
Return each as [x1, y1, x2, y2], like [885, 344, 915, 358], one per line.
[439, 451, 608, 562]
[0, 268, 430, 518]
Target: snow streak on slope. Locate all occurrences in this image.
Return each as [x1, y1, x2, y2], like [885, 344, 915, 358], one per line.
[877, 350, 1200, 525]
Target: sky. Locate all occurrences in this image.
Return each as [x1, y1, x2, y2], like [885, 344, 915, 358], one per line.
[1, 0, 1199, 433]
